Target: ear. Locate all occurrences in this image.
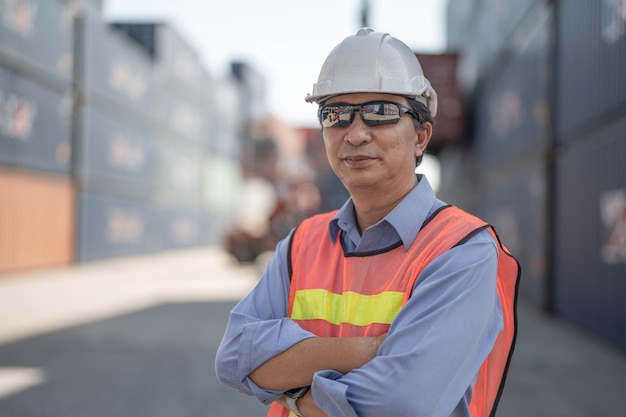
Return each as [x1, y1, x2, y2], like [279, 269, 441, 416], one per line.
[414, 122, 433, 158]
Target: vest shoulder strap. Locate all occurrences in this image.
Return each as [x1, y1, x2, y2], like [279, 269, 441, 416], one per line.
[413, 204, 489, 265]
[287, 211, 337, 281]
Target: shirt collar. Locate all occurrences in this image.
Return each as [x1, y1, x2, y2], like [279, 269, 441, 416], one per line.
[328, 175, 438, 249]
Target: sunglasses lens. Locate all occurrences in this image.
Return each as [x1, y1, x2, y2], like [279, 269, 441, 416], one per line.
[320, 102, 407, 128]
[360, 103, 402, 126]
[320, 105, 352, 127]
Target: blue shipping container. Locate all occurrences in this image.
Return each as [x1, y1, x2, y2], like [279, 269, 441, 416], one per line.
[474, 4, 551, 168]
[157, 206, 204, 250]
[0, 66, 71, 174]
[0, 0, 72, 84]
[79, 106, 155, 187]
[81, 7, 155, 118]
[477, 157, 547, 306]
[554, 114, 626, 348]
[77, 191, 163, 262]
[556, 0, 626, 140]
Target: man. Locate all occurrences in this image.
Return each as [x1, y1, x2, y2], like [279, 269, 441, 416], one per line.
[216, 28, 520, 417]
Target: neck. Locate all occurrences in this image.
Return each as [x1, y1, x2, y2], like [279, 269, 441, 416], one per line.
[351, 175, 418, 233]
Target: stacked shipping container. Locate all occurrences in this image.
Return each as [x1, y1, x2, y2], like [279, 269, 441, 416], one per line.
[76, 4, 159, 261]
[552, 0, 626, 348]
[0, 1, 246, 271]
[0, 0, 74, 272]
[446, 0, 551, 306]
[446, 0, 626, 348]
[476, 1, 552, 307]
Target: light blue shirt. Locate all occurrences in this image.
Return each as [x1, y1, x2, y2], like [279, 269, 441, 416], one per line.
[215, 176, 503, 417]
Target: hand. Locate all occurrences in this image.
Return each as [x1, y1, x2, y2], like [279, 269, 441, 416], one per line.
[275, 392, 326, 417]
[275, 396, 288, 408]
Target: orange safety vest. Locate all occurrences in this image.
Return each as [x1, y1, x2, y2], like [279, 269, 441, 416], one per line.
[267, 205, 520, 417]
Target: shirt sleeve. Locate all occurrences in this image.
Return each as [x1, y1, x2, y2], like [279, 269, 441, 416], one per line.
[214, 232, 317, 404]
[310, 229, 504, 417]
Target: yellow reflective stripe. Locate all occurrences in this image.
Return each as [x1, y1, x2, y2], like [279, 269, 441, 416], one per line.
[291, 289, 404, 326]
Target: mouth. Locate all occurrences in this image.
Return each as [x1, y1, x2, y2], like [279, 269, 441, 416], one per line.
[341, 155, 377, 167]
[342, 152, 377, 160]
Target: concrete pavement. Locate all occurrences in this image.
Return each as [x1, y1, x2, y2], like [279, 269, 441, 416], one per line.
[498, 300, 626, 417]
[0, 247, 262, 346]
[0, 247, 624, 416]
[0, 247, 269, 417]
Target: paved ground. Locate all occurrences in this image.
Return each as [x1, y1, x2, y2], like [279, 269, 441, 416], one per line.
[0, 247, 624, 417]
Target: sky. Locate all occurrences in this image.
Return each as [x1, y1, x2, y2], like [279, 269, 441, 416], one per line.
[103, 0, 449, 128]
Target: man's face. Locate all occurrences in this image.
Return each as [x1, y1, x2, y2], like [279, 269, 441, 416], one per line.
[322, 93, 430, 194]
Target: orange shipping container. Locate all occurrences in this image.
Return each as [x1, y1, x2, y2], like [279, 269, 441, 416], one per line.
[0, 169, 75, 274]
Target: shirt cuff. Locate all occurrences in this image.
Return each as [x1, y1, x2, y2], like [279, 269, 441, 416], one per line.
[311, 370, 359, 417]
[245, 378, 285, 405]
[238, 318, 316, 401]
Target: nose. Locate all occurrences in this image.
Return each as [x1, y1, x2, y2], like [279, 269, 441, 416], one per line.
[344, 112, 371, 146]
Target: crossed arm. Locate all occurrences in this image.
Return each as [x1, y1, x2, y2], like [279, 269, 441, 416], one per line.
[250, 334, 386, 417]
[249, 334, 386, 390]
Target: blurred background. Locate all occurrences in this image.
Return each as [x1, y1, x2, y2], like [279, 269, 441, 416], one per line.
[0, 0, 624, 416]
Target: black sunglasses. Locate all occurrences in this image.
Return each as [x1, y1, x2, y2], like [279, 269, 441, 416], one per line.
[319, 100, 419, 128]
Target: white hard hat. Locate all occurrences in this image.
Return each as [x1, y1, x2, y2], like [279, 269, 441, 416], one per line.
[305, 28, 437, 117]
